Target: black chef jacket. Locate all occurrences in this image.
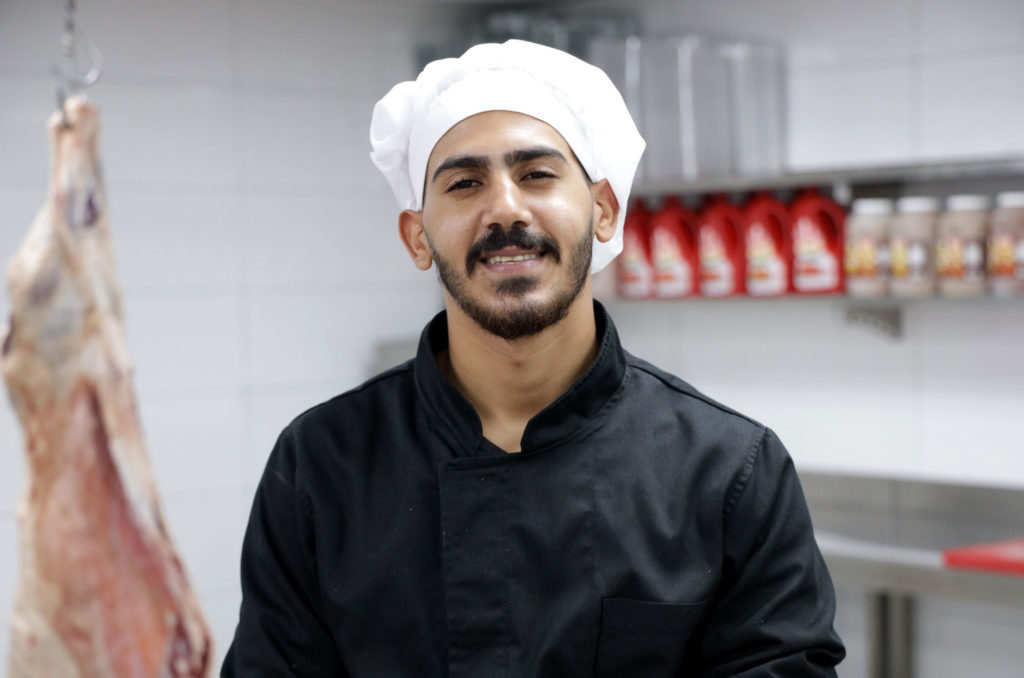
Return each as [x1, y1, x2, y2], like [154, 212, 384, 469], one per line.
[222, 302, 844, 677]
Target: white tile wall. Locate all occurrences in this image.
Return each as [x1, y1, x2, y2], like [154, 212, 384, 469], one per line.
[788, 65, 917, 169]
[239, 92, 352, 189]
[920, 51, 1024, 158]
[123, 294, 244, 398]
[242, 190, 422, 289]
[639, 0, 916, 72]
[0, 404, 26, 523]
[139, 394, 247, 497]
[110, 191, 244, 292]
[919, 0, 1024, 55]
[0, 77, 57, 185]
[243, 286, 438, 389]
[93, 82, 241, 188]
[234, 0, 416, 95]
[0, 517, 15, 672]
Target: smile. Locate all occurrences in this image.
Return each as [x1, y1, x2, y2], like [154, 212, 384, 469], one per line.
[486, 253, 541, 264]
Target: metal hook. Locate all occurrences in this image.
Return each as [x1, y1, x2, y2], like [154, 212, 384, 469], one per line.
[49, 0, 103, 126]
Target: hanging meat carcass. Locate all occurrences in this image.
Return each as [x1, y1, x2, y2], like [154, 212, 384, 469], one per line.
[2, 96, 212, 677]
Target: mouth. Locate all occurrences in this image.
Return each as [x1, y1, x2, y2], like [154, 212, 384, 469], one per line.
[480, 248, 546, 273]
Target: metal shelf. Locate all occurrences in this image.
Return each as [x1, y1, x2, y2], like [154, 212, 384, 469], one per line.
[633, 154, 1024, 197]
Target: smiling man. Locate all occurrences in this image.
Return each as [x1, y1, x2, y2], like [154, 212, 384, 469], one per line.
[223, 40, 844, 677]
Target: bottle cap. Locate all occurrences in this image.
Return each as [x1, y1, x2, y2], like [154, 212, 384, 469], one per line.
[897, 196, 939, 213]
[946, 194, 991, 212]
[851, 198, 893, 216]
[996, 192, 1024, 209]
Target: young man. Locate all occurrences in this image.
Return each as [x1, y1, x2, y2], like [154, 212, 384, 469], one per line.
[223, 40, 844, 677]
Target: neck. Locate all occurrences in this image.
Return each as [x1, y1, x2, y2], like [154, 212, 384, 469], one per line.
[440, 291, 600, 452]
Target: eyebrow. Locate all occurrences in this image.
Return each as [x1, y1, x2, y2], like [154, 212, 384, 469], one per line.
[430, 145, 569, 184]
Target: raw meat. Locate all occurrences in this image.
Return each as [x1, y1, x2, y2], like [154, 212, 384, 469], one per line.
[2, 96, 212, 677]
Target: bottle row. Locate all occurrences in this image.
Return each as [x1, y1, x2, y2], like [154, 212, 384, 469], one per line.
[616, 189, 1024, 300]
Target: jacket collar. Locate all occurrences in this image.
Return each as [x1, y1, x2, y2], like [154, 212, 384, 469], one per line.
[414, 300, 626, 457]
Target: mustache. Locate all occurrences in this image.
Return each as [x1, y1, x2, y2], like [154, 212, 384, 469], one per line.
[465, 226, 561, 274]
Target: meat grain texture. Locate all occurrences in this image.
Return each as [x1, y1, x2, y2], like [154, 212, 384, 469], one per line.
[2, 97, 212, 677]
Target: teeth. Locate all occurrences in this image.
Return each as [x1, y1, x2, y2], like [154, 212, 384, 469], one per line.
[487, 253, 539, 264]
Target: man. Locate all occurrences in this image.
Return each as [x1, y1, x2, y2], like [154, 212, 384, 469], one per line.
[223, 40, 844, 677]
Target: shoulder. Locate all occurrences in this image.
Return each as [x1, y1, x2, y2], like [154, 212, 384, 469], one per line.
[268, 359, 418, 474]
[620, 352, 780, 509]
[288, 359, 416, 433]
[623, 351, 766, 435]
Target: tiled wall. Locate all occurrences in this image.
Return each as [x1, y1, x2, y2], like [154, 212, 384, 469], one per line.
[1, 0, 1022, 674]
[638, 0, 1024, 167]
[0, 0, 449, 668]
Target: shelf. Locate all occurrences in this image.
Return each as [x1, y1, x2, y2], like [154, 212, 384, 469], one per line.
[633, 154, 1024, 197]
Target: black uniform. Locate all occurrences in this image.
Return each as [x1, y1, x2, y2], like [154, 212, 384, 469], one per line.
[222, 302, 844, 677]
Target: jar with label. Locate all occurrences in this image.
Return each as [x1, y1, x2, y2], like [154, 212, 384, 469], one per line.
[936, 194, 989, 297]
[890, 196, 939, 297]
[988, 191, 1024, 297]
[844, 198, 892, 298]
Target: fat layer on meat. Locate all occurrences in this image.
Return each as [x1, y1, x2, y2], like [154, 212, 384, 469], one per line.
[2, 96, 212, 678]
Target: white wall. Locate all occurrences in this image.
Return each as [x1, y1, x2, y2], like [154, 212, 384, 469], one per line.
[0, 0, 447, 669]
[639, 0, 1024, 167]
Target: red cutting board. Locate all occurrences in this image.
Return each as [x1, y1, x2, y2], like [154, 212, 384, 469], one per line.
[943, 538, 1024, 577]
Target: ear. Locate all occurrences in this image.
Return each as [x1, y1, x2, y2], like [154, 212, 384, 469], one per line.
[591, 179, 620, 244]
[399, 209, 433, 271]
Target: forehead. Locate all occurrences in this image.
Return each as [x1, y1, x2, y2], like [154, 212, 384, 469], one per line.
[426, 111, 574, 174]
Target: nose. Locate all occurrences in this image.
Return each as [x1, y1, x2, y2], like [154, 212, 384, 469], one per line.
[481, 174, 531, 230]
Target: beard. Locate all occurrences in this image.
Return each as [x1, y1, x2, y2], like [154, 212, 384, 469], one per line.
[431, 220, 594, 341]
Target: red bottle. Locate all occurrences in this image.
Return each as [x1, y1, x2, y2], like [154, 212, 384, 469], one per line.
[698, 194, 747, 297]
[617, 199, 654, 299]
[744, 191, 793, 297]
[790, 188, 846, 294]
[649, 196, 699, 298]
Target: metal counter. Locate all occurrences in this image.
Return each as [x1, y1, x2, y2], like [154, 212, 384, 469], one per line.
[802, 472, 1024, 678]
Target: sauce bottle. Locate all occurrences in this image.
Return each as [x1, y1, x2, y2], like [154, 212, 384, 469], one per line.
[698, 194, 747, 297]
[890, 196, 939, 297]
[937, 194, 989, 298]
[743, 191, 792, 297]
[649, 196, 699, 298]
[988, 191, 1024, 298]
[790, 188, 845, 294]
[617, 199, 654, 299]
[845, 198, 892, 298]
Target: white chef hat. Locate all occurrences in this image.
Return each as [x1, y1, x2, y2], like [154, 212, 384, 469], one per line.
[369, 39, 645, 273]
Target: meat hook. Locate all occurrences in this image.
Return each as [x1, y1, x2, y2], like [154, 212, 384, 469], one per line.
[49, 0, 103, 127]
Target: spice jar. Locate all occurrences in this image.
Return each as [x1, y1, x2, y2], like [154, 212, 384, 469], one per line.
[937, 194, 989, 297]
[988, 191, 1024, 298]
[890, 196, 939, 297]
[845, 198, 892, 298]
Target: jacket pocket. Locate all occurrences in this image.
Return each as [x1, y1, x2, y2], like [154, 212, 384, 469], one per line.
[594, 597, 708, 678]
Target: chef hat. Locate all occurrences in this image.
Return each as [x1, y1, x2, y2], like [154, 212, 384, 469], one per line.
[369, 39, 645, 273]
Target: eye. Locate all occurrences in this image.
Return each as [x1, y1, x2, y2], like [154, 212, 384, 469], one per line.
[446, 178, 479, 192]
[523, 169, 556, 181]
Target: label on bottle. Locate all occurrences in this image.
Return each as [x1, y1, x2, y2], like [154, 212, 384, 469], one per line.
[652, 229, 693, 297]
[988, 233, 1024, 281]
[890, 236, 932, 283]
[617, 230, 652, 299]
[845, 236, 888, 281]
[936, 235, 985, 282]
[699, 228, 735, 297]
[793, 217, 839, 291]
[746, 222, 786, 296]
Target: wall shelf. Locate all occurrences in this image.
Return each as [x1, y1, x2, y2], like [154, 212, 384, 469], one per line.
[633, 154, 1024, 198]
